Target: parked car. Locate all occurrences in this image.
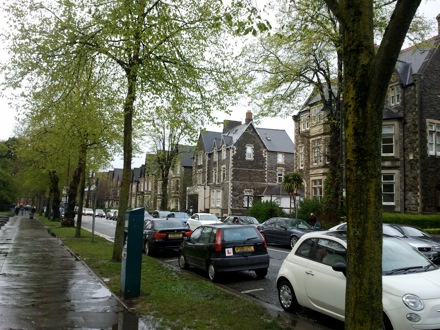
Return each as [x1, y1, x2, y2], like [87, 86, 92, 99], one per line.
[144, 210, 154, 220]
[259, 217, 314, 248]
[95, 209, 105, 218]
[106, 209, 117, 220]
[186, 213, 221, 230]
[167, 211, 190, 225]
[387, 224, 440, 263]
[223, 215, 262, 231]
[83, 208, 94, 216]
[178, 224, 270, 282]
[277, 230, 440, 330]
[152, 210, 172, 219]
[329, 222, 439, 261]
[143, 218, 192, 256]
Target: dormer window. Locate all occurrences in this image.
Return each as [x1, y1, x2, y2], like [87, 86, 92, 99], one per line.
[214, 150, 218, 162]
[389, 86, 401, 106]
[301, 114, 310, 131]
[221, 145, 226, 159]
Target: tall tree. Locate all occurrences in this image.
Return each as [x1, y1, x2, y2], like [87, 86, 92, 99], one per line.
[322, 0, 422, 328]
[282, 172, 303, 214]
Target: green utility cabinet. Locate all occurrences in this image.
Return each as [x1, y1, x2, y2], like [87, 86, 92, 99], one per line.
[120, 207, 144, 299]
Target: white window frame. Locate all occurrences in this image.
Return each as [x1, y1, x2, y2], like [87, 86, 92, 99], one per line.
[213, 150, 218, 162]
[245, 144, 254, 160]
[277, 153, 284, 164]
[221, 165, 227, 182]
[382, 173, 395, 205]
[389, 86, 401, 106]
[298, 145, 304, 169]
[301, 114, 310, 131]
[212, 168, 218, 184]
[311, 138, 323, 165]
[197, 170, 203, 185]
[221, 145, 226, 159]
[197, 152, 203, 165]
[382, 125, 395, 156]
[243, 190, 253, 208]
[312, 179, 323, 199]
[277, 168, 284, 184]
[428, 121, 440, 156]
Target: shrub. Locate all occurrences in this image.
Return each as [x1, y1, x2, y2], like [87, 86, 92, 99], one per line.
[247, 201, 285, 223]
[297, 198, 322, 222]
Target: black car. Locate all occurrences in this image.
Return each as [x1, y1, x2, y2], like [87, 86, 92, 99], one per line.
[178, 224, 270, 282]
[260, 217, 314, 248]
[143, 219, 192, 256]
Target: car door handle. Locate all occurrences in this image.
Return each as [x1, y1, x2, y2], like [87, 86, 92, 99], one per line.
[305, 270, 314, 276]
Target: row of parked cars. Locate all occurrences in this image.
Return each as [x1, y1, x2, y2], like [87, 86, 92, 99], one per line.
[141, 211, 440, 329]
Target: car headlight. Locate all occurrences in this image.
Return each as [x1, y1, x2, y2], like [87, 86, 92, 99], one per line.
[432, 245, 440, 252]
[402, 294, 424, 311]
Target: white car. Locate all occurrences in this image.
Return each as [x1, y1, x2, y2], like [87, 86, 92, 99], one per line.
[277, 231, 440, 330]
[186, 213, 221, 230]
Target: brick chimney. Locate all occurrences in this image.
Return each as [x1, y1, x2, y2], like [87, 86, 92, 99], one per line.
[245, 110, 253, 124]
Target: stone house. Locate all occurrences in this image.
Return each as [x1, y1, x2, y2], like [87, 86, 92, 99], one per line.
[294, 19, 440, 213]
[186, 111, 295, 217]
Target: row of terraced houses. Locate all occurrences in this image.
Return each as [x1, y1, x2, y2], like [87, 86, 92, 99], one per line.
[100, 20, 440, 217]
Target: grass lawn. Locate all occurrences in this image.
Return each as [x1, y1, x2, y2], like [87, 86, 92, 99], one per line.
[40, 217, 293, 330]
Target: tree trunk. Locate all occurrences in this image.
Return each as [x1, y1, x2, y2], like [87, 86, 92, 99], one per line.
[333, 0, 422, 328]
[112, 66, 137, 262]
[75, 160, 87, 238]
[49, 171, 61, 221]
[63, 147, 87, 227]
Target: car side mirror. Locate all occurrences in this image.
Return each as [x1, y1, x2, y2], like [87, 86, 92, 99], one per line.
[332, 262, 347, 276]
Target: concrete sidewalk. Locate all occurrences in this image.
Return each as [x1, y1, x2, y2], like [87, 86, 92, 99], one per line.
[0, 215, 143, 329]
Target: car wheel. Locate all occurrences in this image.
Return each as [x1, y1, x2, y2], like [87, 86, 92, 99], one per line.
[207, 263, 218, 282]
[255, 268, 268, 278]
[178, 253, 189, 269]
[383, 313, 393, 330]
[290, 236, 299, 248]
[144, 241, 153, 256]
[278, 279, 300, 312]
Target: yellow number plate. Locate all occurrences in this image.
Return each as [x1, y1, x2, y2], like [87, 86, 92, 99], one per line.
[168, 233, 182, 239]
[235, 246, 254, 253]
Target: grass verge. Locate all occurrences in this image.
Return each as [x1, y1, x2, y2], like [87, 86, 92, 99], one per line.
[40, 217, 292, 330]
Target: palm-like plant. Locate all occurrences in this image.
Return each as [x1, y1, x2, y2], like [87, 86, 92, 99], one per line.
[282, 172, 304, 215]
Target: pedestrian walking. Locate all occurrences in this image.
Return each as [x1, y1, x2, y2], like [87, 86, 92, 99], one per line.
[309, 213, 317, 227]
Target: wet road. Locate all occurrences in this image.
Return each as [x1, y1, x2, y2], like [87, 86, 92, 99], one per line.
[0, 216, 140, 329]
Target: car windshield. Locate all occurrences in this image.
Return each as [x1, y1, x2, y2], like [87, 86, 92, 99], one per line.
[240, 216, 259, 224]
[383, 225, 404, 237]
[199, 214, 218, 220]
[400, 226, 431, 238]
[155, 219, 185, 229]
[172, 212, 189, 219]
[286, 219, 312, 230]
[222, 227, 259, 242]
[382, 237, 436, 274]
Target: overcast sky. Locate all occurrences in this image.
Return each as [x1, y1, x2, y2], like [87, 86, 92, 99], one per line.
[1, 1, 439, 168]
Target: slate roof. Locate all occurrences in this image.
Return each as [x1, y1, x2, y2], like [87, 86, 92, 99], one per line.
[199, 121, 294, 154]
[395, 38, 437, 85]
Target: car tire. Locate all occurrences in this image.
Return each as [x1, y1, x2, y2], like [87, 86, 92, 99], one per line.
[383, 313, 393, 330]
[278, 279, 301, 313]
[207, 263, 218, 282]
[290, 236, 299, 248]
[255, 268, 268, 278]
[178, 253, 189, 269]
[144, 241, 153, 256]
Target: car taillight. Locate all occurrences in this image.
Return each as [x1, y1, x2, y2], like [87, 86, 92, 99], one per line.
[215, 229, 222, 252]
[154, 232, 167, 239]
[184, 231, 192, 237]
[257, 230, 267, 249]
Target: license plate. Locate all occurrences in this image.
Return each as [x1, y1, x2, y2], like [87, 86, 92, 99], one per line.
[168, 233, 182, 239]
[235, 246, 254, 253]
